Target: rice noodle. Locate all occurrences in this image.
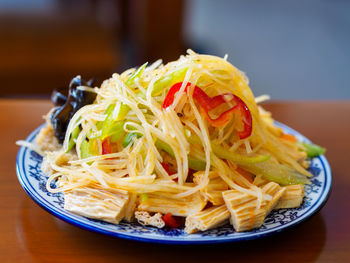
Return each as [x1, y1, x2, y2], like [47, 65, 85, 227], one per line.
[23, 50, 313, 232]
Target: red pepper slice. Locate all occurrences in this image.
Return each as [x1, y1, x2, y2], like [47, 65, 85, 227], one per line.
[162, 213, 181, 228]
[161, 162, 195, 182]
[162, 82, 252, 139]
[162, 82, 191, 109]
[161, 162, 176, 175]
[102, 138, 112, 155]
[161, 162, 179, 182]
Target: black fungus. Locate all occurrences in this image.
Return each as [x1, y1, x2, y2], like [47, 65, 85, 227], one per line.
[50, 76, 97, 143]
[51, 87, 68, 106]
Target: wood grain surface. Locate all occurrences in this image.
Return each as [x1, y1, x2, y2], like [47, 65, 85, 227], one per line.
[1, 99, 349, 263]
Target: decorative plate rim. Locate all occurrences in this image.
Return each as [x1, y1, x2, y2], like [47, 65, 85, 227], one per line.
[16, 122, 332, 244]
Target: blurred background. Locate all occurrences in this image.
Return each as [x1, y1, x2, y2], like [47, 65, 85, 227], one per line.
[0, 0, 349, 99]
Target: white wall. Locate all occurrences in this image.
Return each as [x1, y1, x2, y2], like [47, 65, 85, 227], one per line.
[184, 0, 350, 99]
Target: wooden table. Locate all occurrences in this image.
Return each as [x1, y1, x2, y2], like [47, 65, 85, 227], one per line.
[1, 99, 349, 262]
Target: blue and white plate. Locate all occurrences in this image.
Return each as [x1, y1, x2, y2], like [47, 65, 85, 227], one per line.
[16, 122, 332, 244]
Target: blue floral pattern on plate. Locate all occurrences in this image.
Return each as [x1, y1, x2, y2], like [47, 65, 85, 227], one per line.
[16, 122, 332, 244]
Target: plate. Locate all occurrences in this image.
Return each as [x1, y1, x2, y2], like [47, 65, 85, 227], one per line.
[16, 122, 332, 244]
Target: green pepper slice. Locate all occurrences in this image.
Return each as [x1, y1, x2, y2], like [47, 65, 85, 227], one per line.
[80, 138, 98, 159]
[155, 139, 206, 171]
[66, 124, 81, 153]
[151, 67, 188, 96]
[301, 142, 326, 158]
